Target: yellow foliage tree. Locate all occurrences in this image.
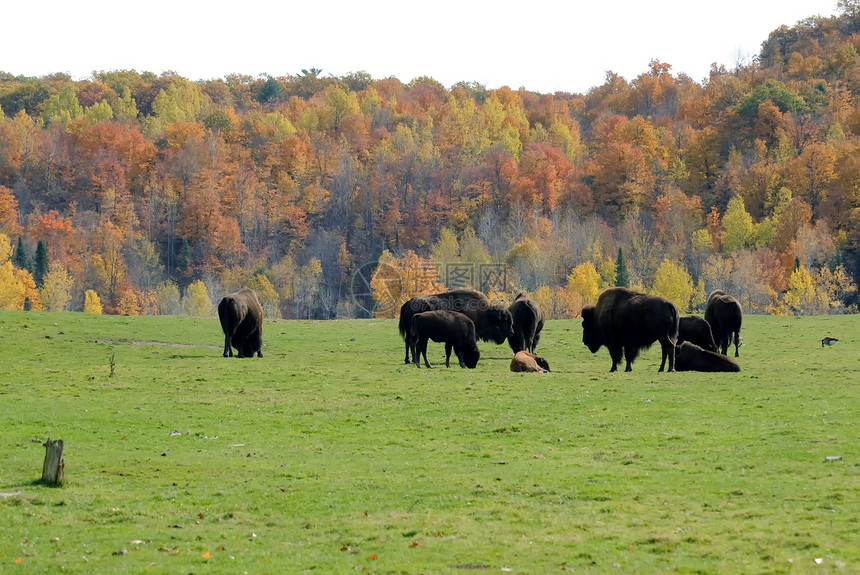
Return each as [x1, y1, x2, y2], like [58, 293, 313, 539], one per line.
[153, 281, 182, 315]
[566, 261, 601, 305]
[784, 264, 819, 314]
[184, 280, 212, 317]
[84, 290, 103, 314]
[0, 260, 25, 310]
[372, 250, 445, 319]
[248, 273, 281, 319]
[40, 261, 74, 312]
[652, 259, 693, 313]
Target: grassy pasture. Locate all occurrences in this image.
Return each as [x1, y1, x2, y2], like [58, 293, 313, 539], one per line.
[0, 310, 858, 574]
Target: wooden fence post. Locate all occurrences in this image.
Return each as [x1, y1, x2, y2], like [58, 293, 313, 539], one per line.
[42, 438, 64, 486]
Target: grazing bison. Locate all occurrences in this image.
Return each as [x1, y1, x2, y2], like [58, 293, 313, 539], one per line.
[508, 292, 544, 354]
[678, 315, 718, 352]
[409, 310, 480, 368]
[675, 342, 741, 372]
[704, 290, 743, 357]
[510, 351, 550, 373]
[581, 287, 680, 372]
[399, 289, 514, 364]
[218, 288, 263, 358]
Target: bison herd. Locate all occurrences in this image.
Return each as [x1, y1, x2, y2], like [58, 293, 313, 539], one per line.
[219, 285, 744, 374]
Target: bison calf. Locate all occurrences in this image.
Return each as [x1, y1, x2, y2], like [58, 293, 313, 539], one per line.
[510, 351, 550, 373]
[581, 287, 679, 372]
[409, 310, 480, 369]
[678, 315, 718, 352]
[508, 292, 544, 354]
[675, 342, 741, 372]
[705, 289, 743, 357]
[218, 288, 264, 358]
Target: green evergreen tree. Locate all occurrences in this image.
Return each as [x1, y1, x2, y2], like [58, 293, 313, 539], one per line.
[34, 239, 48, 287]
[177, 239, 192, 287]
[14, 236, 30, 272]
[616, 247, 630, 288]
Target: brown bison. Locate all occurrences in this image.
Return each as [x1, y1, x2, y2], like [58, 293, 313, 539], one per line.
[409, 310, 480, 368]
[678, 315, 718, 352]
[510, 351, 550, 373]
[508, 292, 544, 354]
[218, 288, 263, 358]
[704, 290, 743, 357]
[581, 287, 680, 372]
[675, 342, 741, 372]
[399, 289, 514, 364]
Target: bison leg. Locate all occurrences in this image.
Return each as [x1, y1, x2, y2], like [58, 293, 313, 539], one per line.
[444, 343, 454, 368]
[404, 338, 412, 364]
[733, 332, 741, 357]
[623, 345, 641, 372]
[658, 339, 676, 372]
[418, 338, 432, 368]
[608, 345, 623, 372]
[223, 335, 233, 357]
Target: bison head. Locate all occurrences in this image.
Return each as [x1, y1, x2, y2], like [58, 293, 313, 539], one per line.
[482, 305, 515, 345]
[534, 355, 551, 372]
[581, 305, 603, 353]
[462, 345, 480, 369]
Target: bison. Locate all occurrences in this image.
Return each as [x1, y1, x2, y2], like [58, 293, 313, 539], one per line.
[674, 341, 741, 372]
[581, 287, 679, 372]
[508, 292, 544, 354]
[218, 288, 264, 358]
[510, 350, 550, 373]
[409, 310, 480, 368]
[704, 289, 743, 357]
[399, 289, 514, 364]
[678, 315, 718, 352]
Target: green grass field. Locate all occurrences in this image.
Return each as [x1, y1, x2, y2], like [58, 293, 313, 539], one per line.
[0, 310, 858, 574]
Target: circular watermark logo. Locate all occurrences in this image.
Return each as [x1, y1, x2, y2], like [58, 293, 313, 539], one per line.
[349, 261, 402, 317]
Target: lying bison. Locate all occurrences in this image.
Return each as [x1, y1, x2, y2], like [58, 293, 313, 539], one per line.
[399, 289, 514, 363]
[218, 288, 263, 358]
[705, 290, 743, 357]
[510, 350, 550, 373]
[508, 292, 544, 354]
[678, 315, 718, 352]
[581, 287, 679, 372]
[409, 310, 480, 368]
[675, 342, 741, 372]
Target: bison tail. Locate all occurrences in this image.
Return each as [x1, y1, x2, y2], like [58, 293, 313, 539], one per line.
[398, 313, 409, 339]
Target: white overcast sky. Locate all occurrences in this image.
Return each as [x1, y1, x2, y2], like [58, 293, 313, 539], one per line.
[5, 1, 839, 94]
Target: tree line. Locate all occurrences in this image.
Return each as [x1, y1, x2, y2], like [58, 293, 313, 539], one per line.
[1, 4, 860, 317]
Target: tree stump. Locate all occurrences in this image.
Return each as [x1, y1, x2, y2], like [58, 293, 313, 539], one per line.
[41, 438, 64, 486]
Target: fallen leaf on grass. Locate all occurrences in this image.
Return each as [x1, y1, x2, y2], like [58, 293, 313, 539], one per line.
[369, 554, 378, 560]
[128, 540, 145, 545]
[411, 541, 419, 547]
[14, 559, 22, 564]
[201, 551, 212, 559]
[198, 513, 205, 520]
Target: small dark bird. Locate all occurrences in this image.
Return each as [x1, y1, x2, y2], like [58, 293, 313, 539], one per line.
[822, 337, 839, 347]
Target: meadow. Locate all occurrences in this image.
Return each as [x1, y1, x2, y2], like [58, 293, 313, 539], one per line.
[0, 310, 857, 574]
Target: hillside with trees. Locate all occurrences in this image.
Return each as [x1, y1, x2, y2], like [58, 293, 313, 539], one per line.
[2, 4, 860, 318]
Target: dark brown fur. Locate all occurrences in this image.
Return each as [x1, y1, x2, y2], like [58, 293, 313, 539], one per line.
[510, 351, 550, 373]
[409, 310, 481, 368]
[218, 288, 263, 358]
[508, 292, 544, 354]
[678, 315, 718, 352]
[581, 287, 679, 372]
[675, 341, 741, 372]
[399, 289, 514, 363]
[704, 290, 743, 357]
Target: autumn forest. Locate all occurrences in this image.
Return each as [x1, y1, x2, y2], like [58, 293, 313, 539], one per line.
[2, 6, 860, 319]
